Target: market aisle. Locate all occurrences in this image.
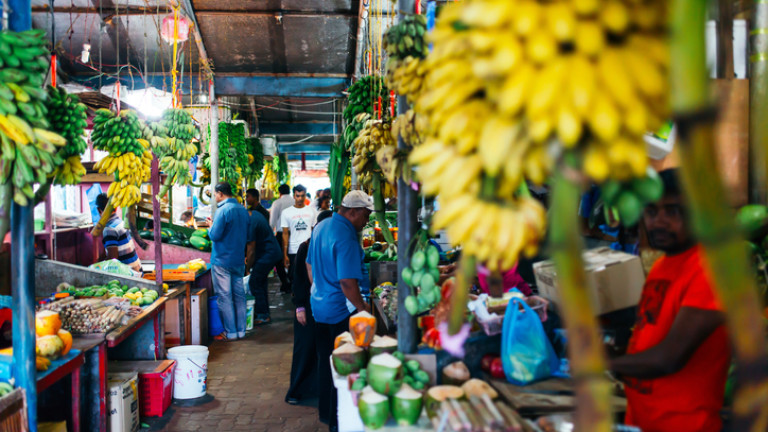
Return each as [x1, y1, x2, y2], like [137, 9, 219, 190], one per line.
[154, 280, 324, 432]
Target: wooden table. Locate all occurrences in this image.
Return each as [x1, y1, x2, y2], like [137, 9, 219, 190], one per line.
[106, 296, 167, 354]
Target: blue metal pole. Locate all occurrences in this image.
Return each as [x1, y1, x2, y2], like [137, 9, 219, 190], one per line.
[8, 1, 36, 431]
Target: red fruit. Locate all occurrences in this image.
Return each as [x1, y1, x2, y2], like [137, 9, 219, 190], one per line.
[490, 358, 505, 379]
[481, 354, 498, 373]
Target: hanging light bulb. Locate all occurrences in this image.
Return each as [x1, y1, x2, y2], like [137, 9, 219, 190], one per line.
[80, 44, 91, 63]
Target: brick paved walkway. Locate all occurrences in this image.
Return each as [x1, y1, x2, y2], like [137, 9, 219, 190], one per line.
[151, 281, 326, 432]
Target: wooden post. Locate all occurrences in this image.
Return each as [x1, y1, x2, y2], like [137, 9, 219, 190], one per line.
[209, 81, 219, 217]
[152, 156, 163, 291]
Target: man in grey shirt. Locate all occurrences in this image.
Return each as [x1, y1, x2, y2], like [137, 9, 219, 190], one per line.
[270, 184, 295, 293]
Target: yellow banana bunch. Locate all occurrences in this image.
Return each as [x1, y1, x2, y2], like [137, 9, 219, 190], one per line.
[400, 0, 668, 268]
[385, 56, 427, 104]
[391, 109, 425, 148]
[351, 120, 397, 188]
[96, 149, 151, 209]
[262, 162, 279, 195]
[52, 156, 87, 185]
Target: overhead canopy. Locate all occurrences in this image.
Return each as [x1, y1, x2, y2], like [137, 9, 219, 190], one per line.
[30, 0, 370, 159]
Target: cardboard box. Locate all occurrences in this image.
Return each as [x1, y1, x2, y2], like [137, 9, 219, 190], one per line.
[533, 247, 646, 315]
[108, 372, 139, 432]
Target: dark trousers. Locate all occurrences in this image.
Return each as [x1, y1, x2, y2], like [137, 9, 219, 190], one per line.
[248, 262, 272, 316]
[275, 233, 290, 290]
[288, 253, 297, 294]
[316, 315, 351, 428]
[286, 304, 317, 401]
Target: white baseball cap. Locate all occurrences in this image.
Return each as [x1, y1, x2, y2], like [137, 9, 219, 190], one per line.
[342, 190, 375, 211]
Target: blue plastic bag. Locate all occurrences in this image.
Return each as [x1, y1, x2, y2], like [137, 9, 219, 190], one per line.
[501, 297, 560, 385]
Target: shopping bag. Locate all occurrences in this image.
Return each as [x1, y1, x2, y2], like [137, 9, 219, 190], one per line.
[501, 297, 560, 385]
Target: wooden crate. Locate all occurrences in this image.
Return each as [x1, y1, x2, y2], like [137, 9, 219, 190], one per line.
[0, 388, 28, 432]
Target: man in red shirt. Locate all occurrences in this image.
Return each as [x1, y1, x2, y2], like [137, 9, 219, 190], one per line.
[610, 169, 730, 432]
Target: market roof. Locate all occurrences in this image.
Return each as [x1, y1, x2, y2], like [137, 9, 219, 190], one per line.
[30, 0, 375, 160]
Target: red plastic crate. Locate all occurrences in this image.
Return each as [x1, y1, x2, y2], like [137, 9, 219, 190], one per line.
[138, 360, 175, 417]
[109, 360, 176, 418]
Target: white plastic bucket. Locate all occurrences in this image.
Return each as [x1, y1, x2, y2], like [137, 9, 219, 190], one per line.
[167, 345, 209, 399]
[246, 297, 255, 330]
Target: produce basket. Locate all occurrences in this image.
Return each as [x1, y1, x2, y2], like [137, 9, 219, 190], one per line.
[0, 388, 27, 432]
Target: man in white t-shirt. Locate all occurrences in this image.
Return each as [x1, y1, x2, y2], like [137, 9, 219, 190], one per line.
[270, 184, 294, 293]
[281, 185, 317, 293]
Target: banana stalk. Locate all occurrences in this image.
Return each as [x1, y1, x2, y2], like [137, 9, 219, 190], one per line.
[448, 255, 476, 335]
[372, 172, 395, 244]
[90, 199, 115, 238]
[671, 0, 768, 429]
[126, 206, 147, 250]
[32, 182, 51, 206]
[549, 169, 613, 432]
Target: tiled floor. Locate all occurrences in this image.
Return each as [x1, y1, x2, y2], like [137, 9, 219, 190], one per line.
[150, 281, 326, 432]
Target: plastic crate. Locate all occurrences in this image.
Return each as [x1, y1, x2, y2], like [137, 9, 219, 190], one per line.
[109, 360, 176, 418]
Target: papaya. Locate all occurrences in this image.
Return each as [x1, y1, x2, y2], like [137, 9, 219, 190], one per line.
[57, 329, 73, 356]
[35, 310, 62, 336]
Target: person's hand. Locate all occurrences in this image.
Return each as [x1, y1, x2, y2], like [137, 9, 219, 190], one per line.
[284, 256, 290, 268]
[297, 309, 307, 326]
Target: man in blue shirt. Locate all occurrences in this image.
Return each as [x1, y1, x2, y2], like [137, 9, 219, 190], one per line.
[209, 183, 251, 341]
[307, 191, 373, 430]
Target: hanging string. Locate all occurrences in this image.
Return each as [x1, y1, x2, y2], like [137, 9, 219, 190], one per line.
[115, 0, 120, 112]
[171, 6, 180, 108]
[49, 0, 56, 87]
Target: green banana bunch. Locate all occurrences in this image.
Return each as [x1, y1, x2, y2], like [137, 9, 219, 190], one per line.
[45, 86, 88, 185]
[383, 14, 428, 60]
[217, 122, 248, 200]
[601, 168, 664, 227]
[342, 75, 390, 124]
[402, 230, 441, 316]
[91, 109, 146, 156]
[0, 28, 67, 232]
[158, 108, 198, 148]
[244, 137, 265, 188]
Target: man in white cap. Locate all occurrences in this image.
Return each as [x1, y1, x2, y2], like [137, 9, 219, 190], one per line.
[306, 190, 373, 431]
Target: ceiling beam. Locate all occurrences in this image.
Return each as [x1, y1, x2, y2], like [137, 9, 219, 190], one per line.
[278, 144, 331, 154]
[30, 6, 356, 18]
[261, 122, 338, 135]
[285, 154, 330, 162]
[86, 0, 140, 79]
[69, 73, 351, 97]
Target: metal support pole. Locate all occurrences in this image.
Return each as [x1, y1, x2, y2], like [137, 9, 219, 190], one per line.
[8, 1, 35, 431]
[396, 0, 418, 354]
[750, 1, 768, 203]
[151, 157, 163, 290]
[209, 80, 219, 217]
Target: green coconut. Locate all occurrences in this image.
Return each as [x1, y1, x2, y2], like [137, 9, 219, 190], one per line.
[332, 342, 366, 376]
[461, 378, 498, 400]
[358, 387, 390, 430]
[441, 361, 470, 386]
[391, 384, 423, 426]
[368, 353, 404, 396]
[369, 335, 399, 357]
[424, 385, 465, 419]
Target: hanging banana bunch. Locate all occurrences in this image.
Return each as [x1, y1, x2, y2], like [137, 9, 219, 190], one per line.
[91, 109, 151, 234]
[384, 14, 428, 105]
[245, 137, 264, 188]
[342, 76, 390, 124]
[149, 108, 200, 200]
[352, 118, 397, 191]
[261, 161, 279, 197]
[0, 29, 68, 244]
[45, 86, 88, 185]
[406, 0, 668, 270]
